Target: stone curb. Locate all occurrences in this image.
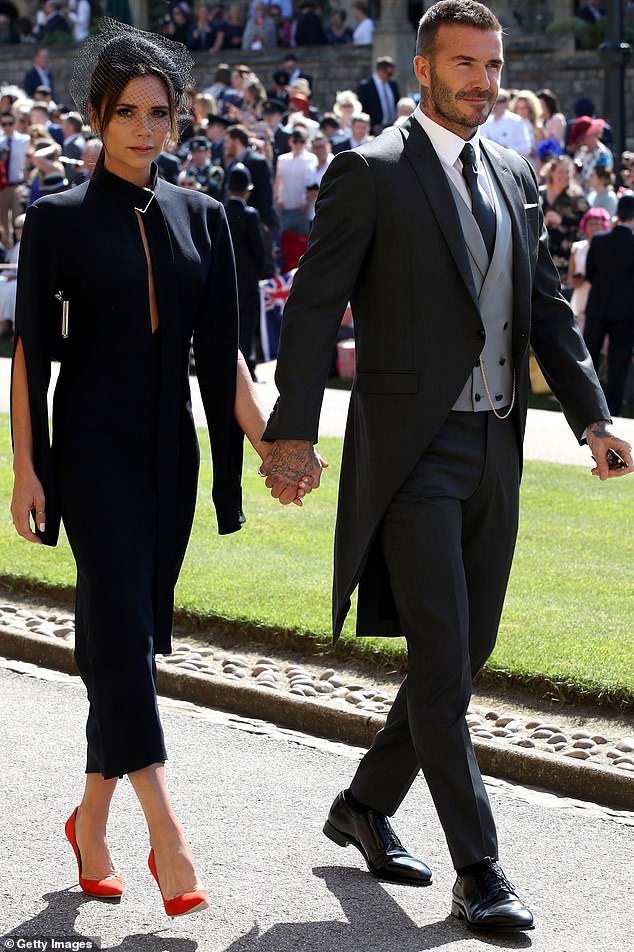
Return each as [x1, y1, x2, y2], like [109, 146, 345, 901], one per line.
[1, 624, 632, 812]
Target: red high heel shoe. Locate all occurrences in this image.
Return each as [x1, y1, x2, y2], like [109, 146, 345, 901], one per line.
[148, 848, 209, 918]
[64, 808, 124, 898]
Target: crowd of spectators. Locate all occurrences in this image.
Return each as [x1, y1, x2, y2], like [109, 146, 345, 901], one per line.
[0, 46, 632, 407]
[0, 3, 377, 50]
[161, 2, 376, 51]
[481, 85, 634, 414]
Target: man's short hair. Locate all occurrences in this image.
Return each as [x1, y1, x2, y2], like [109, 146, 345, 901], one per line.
[352, 1, 369, 15]
[226, 124, 250, 148]
[320, 113, 340, 130]
[617, 194, 634, 221]
[63, 112, 83, 133]
[416, 0, 501, 57]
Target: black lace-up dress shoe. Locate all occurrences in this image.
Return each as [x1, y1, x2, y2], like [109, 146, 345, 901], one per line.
[451, 858, 534, 932]
[323, 792, 432, 886]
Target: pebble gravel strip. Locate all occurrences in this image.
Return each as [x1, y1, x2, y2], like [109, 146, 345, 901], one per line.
[1, 600, 633, 777]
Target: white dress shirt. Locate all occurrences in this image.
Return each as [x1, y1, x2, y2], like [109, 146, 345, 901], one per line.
[413, 106, 494, 210]
[277, 149, 318, 209]
[352, 18, 374, 45]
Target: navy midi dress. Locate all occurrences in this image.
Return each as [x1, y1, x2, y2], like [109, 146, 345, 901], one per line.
[12, 163, 245, 778]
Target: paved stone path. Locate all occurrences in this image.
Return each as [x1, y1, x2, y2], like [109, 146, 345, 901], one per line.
[3, 597, 634, 781]
[1, 659, 633, 952]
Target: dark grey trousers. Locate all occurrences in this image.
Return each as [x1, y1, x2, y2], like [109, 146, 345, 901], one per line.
[349, 409, 520, 869]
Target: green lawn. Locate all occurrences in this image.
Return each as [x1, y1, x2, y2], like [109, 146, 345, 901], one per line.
[1, 413, 632, 704]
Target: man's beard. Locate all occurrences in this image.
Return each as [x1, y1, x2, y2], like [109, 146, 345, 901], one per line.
[426, 68, 494, 132]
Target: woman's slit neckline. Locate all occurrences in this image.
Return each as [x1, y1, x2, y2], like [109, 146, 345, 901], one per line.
[134, 210, 160, 335]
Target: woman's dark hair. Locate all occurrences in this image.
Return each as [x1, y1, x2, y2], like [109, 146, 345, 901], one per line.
[88, 39, 182, 144]
[591, 166, 615, 188]
[70, 19, 194, 146]
[537, 89, 559, 120]
[213, 64, 232, 86]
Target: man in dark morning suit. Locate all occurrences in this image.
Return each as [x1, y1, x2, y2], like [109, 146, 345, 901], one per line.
[584, 194, 634, 416]
[576, 0, 605, 25]
[225, 163, 265, 380]
[261, 0, 633, 935]
[23, 48, 54, 99]
[224, 124, 279, 229]
[357, 56, 401, 134]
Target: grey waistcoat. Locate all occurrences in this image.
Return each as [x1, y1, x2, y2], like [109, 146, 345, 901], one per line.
[450, 154, 515, 412]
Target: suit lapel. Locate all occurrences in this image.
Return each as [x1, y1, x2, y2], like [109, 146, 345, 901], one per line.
[402, 119, 479, 310]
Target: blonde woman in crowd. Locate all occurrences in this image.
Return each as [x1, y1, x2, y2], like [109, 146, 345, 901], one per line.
[192, 92, 217, 129]
[539, 155, 589, 281]
[333, 90, 362, 135]
[512, 89, 546, 167]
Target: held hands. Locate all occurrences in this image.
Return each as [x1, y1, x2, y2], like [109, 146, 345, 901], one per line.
[10, 468, 46, 544]
[259, 439, 328, 506]
[586, 421, 634, 480]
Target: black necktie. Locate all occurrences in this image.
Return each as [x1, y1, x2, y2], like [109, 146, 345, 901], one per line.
[460, 142, 496, 258]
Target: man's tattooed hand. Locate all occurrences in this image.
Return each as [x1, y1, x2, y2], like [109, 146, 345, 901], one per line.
[260, 440, 327, 505]
[586, 420, 634, 479]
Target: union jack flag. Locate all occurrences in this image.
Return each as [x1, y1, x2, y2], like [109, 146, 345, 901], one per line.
[259, 269, 297, 360]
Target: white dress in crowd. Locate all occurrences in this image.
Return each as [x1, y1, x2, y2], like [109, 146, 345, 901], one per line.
[569, 238, 590, 333]
[0, 239, 19, 325]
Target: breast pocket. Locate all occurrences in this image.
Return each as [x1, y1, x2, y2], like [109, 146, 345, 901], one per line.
[354, 371, 419, 394]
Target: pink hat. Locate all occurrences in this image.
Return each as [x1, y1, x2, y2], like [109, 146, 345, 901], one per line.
[579, 206, 611, 233]
[569, 115, 606, 148]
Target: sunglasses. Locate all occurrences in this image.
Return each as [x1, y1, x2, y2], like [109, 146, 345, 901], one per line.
[1, 120, 14, 127]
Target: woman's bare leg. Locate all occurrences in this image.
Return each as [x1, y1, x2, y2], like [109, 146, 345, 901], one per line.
[73, 774, 119, 880]
[129, 762, 201, 900]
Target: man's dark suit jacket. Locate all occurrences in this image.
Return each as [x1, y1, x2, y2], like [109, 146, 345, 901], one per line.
[23, 66, 54, 98]
[37, 13, 70, 40]
[157, 151, 181, 185]
[264, 116, 608, 641]
[294, 12, 325, 45]
[586, 224, 634, 324]
[272, 126, 291, 168]
[61, 136, 85, 162]
[224, 197, 265, 291]
[357, 77, 401, 129]
[576, 5, 606, 24]
[235, 148, 279, 229]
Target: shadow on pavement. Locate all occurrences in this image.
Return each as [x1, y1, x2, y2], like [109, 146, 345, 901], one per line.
[3, 888, 198, 951]
[222, 866, 533, 951]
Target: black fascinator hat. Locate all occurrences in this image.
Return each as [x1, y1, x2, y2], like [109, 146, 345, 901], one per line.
[69, 17, 195, 140]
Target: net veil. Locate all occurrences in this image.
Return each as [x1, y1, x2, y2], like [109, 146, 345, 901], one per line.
[69, 17, 195, 137]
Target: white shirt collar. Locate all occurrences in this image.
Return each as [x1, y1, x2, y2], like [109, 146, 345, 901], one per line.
[413, 105, 481, 169]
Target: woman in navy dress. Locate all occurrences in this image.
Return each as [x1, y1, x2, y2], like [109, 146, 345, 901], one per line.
[10, 20, 278, 917]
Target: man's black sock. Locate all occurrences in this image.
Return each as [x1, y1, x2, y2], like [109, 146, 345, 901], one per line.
[456, 858, 497, 877]
[344, 789, 373, 814]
